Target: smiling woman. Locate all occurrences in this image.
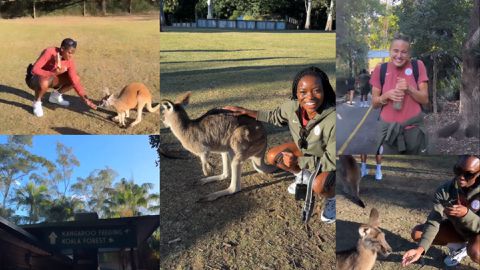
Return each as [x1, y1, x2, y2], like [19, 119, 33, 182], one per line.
[224, 66, 337, 222]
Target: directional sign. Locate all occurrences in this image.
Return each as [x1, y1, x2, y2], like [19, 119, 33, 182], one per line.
[39, 226, 136, 250]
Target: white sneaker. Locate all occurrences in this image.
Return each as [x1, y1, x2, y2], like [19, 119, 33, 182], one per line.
[361, 163, 368, 177]
[48, 90, 70, 106]
[444, 245, 468, 266]
[375, 165, 382, 181]
[32, 101, 43, 117]
[321, 197, 336, 223]
[287, 169, 312, 194]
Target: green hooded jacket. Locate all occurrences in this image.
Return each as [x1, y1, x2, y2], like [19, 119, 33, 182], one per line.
[419, 179, 480, 253]
[256, 100, 336, 173]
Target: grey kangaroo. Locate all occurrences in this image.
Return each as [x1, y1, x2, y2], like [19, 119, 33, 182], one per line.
[160, 92, 275, 202]
[338, 155, 366, 208]
[336, 208, 392, 270]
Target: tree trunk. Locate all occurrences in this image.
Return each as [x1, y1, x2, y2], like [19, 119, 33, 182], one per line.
[128, 0, 132, 14]
[207, 0, 213, 19]
[325, 0, 334, 31]
[102, 0, 107, 16]
[83, 0, 86, 16]
[305, 0, 312, 30]
[459, 0, 480, 137]
[432, 54, 438, 114]
[33, 0, 36, 19]
[160, 0, 166, 32]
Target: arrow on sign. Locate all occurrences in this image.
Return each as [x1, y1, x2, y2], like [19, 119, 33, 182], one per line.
[49, 232, 58, 245]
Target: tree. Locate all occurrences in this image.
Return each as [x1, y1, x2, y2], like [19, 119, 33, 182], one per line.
[0, 136, 54, 214]
[149, 135, 160, 166]
[160, 0, 166, 31]
[44, 195, 83, 222]
[101, 0, 107, 15]
[71, 168, 117, 217]
[305, 0, 312, 29]
[324, 0, 334, 31]
[439, 0, 479, 138]
[14, 182, 50, 224]
[207, 0, 213, 19]
[105, 178, 158, 217]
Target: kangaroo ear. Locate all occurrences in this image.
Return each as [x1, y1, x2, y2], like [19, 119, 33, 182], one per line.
[368, 208, 380, 227]
[175, 92, 191, 107]
[358, 226, 371, 238]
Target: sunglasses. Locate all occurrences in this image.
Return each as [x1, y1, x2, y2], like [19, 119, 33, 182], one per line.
[298, 127, 308, 149]
[453, 165, 480, 180]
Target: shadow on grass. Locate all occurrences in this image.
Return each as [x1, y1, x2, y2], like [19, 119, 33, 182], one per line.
[336, 219, 446, 269]
[162, 56, 305, 64]
[160, 63, 336, 95]
[51, 127, 91, 134]
[161, 49, 265, 53]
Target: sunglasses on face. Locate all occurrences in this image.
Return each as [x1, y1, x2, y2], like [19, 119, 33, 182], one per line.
[298, 127, 308, 149]
[453, 165, 480, 180]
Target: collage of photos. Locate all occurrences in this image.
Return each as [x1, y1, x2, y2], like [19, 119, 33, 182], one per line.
[0, 0, 478, 269]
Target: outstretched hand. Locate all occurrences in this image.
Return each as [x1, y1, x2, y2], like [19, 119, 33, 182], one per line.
[84, 97, 97, 110]
[444, 204, 468, 218]
[222, 106, 257, 118]
[402, 247, 423, 267]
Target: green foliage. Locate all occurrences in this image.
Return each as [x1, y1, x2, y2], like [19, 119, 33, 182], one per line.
[149, 135, 160, 166]
[368, 12, 399, 50]
[13, 182, 50, 224]
[396, 0, 473, 99]
[337, 0, 385, 77]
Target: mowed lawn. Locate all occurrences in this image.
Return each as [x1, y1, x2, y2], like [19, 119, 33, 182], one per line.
[160, 28, 336, 269]
[0, 15, 159, 134]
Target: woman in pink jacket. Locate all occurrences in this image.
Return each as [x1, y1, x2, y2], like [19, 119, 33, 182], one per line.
[26, 38, 97, 117]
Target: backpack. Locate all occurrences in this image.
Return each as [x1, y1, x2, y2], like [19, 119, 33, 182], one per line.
[378, 59, 419, 118]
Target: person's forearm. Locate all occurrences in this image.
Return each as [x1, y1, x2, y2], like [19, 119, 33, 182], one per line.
[406, 86, 428, 105]
[372, 94, 387, 109]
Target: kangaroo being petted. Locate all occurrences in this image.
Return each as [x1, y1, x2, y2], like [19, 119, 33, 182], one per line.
[100, 82, 159, 128]
[161, 92, 276, 202]
[336, 208, 392, 270]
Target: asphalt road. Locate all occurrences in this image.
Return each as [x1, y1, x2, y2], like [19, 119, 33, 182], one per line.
[336, 94, 381, 154]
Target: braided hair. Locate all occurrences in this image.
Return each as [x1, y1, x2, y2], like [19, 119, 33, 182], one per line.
[291, 66, 336, 110]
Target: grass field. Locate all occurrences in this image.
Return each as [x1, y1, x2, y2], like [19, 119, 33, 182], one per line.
[337, 155, 477, 270]
[160, 28, 336, 269]
[0, 15, 159, 134]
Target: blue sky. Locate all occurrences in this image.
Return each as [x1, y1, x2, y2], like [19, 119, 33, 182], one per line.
[0, 135, 159, 193]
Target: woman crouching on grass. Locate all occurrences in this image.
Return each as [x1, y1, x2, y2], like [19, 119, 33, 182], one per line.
[224, 66, 336, 223]
[25, 38, 97, 117]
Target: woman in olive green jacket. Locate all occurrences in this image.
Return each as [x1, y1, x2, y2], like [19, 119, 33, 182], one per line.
[224, 66, 336, 223]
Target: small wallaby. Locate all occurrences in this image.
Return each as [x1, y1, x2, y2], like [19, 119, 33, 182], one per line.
[338, 155, 366, 208]
[160, 92, 276, 202]
[100, 82, 159, 127]
[336, 208, 392, 270]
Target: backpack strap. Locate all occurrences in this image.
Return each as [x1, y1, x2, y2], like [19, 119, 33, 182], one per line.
[379, 62, 388, 94]
[411, 59, 419, 85]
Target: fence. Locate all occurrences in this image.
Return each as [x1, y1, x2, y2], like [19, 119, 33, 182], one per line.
[172, 18, 298, 31]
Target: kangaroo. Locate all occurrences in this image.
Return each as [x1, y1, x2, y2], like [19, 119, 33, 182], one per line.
[100, 82, 159, 127]
[336, 208, 392, 270]
[160, 92, 276, 202]
[338, 155, 366, 208]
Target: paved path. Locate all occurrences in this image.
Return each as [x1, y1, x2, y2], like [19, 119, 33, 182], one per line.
[336, 95, 381, 154]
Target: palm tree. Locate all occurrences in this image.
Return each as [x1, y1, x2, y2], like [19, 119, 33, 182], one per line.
[14, 182, 50, 224]
[44, 195, 84, 223]
[106, 178, 158, 218]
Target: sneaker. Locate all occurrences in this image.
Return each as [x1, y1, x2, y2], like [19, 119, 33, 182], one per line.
[375, 165, 382, 181]
[444, 246, 468, 266]
[321, 198, 336, 223]
[32, 101, 43, 117]
[361, 163, 368, 177]
[287, 169, 312, 195]
[48, 90, 70, 106]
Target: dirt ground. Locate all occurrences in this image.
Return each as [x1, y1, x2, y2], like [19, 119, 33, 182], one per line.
[0, 15, 159, 134]
[160, 126, 336, 270]
[424, 101, 479, 155]
[336, 155, 478, 270]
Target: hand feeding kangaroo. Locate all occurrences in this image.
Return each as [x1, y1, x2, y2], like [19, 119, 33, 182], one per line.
[100, 82, 159, 127]
[336, 208, 392, 270]
[160, 92, 276, 202]
[338, 155, 366, 208]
